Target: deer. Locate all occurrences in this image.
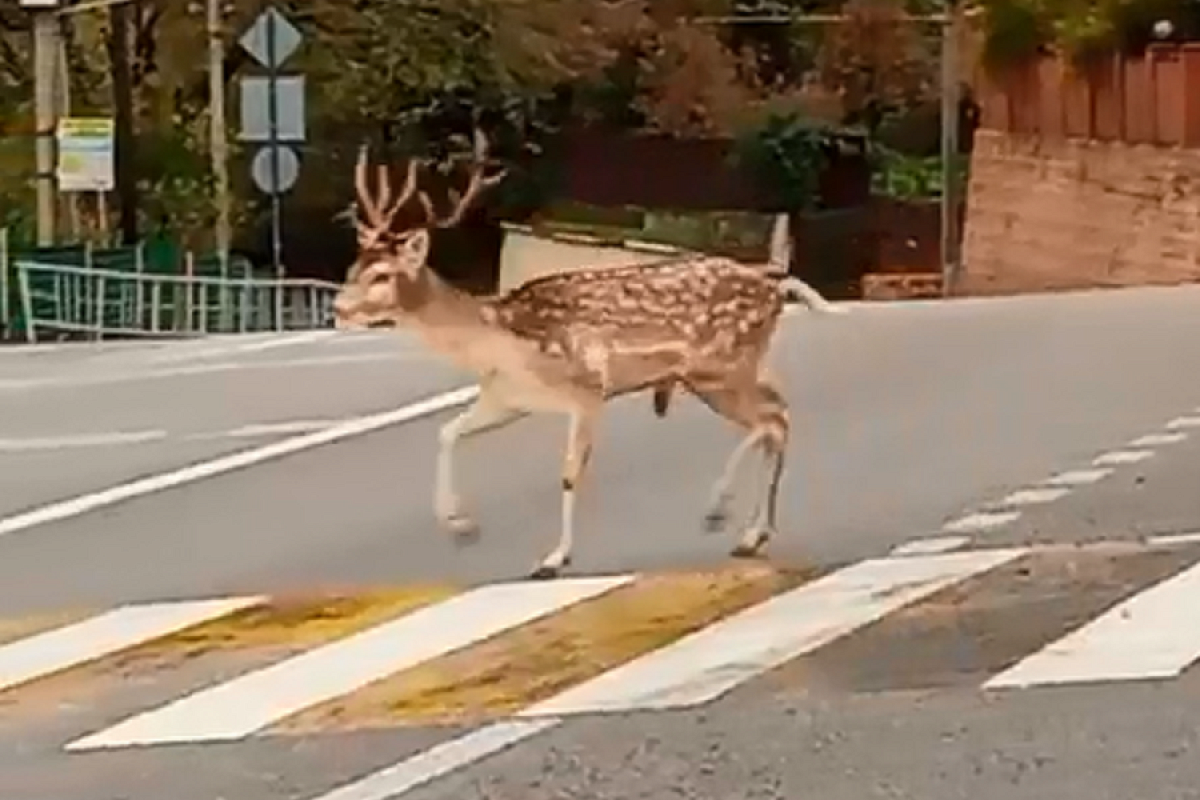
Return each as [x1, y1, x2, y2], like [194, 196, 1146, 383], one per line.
[331, 126, 849, 579]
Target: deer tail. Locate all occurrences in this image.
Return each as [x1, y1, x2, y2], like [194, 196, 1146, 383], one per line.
[777, 277, 848, 314]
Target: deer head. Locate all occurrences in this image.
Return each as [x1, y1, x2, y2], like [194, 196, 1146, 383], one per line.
[332, 128, 507, 330]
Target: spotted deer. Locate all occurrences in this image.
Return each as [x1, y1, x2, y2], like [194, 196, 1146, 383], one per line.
[332, 127, 848, 579]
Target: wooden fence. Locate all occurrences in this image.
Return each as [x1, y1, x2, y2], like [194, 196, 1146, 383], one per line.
[975, 43, 1200, 145]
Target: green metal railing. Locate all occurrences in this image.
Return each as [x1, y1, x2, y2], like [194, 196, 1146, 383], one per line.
[13, 259, 338, 343]
[0, 226, 277, 341]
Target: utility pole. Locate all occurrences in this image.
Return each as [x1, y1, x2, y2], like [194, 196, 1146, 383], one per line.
[29, 3, 61, 246]
[939, 1, 961, 296]
[207, 0, 232, 274]
[107, 0, 137, 244]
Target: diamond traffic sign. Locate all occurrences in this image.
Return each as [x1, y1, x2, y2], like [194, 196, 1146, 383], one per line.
[239, 7, 302, 69]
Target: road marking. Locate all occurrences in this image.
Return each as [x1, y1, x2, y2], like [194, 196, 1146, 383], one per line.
[515, 549, 1025, 716]
[0, 431, 168, 452]
[1148, 531, 1200, 547]
[310, 718, 561, 800]
[0, 597, 261, 694]
[0, 352, 408, 392]
[1166, 415, 1200, 430]
[997, 487, 1070, 507]
[66, 575, 632, 749]
[1044, 467, 1113, 487]
[1092, 448, 1154, 466]
[942, 510, 1021, 534]
[0, 421, 346, 452]
[217, 420, 336, 438]
[889, 536, 970, 556]
[984, 558, 1200, 689]
[0, 385, 479, 539]
[1130, 432, 1188, 447]
[147, 331, 338, 364]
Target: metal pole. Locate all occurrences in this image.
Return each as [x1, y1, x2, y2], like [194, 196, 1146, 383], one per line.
[207, 0, 232, 277]
[939, 2, 961, 296]
[266, 11, 284, 327]
[32, 9, 60, 247]
[266, 15, 282, 280]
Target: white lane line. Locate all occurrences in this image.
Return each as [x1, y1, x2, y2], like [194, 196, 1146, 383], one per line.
[0, 385, 479, 539]
[0, 597, 262, 694]
[1148, 532, 1200, 547]
[942, 510, 1021, 534]
[1092, 449, 1154, 466]
[0, 352, 407, 392]
[309, 719, 562, 800]
[984, 557, 1200, 689]
[517, 548, 1025, 717]
[66, 575, 632, 750]
[1130, 432, 1188, 447]
[997, 487, 1070, 507]
[213, 420, 337, 439]
[889, 536, 971, 556]
[148, 331, 338, 364]
[0, 431, 168, 452]
[0, 421, 341, 452]
[1166, 415, 1200, 430]
[1044, 467, 1113, 487]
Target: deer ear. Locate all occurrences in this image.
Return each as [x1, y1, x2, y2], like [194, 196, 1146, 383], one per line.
[402, 229, 430, 262]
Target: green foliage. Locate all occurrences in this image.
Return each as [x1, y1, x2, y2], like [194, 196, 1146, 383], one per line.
[976, 0, 1198, 69]
[730, 111, 848, 211]
[869, 143, 968, 199]
[978, 0, 1051, 69]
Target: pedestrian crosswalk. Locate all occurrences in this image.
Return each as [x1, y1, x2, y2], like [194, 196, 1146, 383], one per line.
[3, 540, 1200, 768]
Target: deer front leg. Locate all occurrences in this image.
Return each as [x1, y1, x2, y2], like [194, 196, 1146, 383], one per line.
[435, 391, 526, 540]
[531, 407, 596, 579]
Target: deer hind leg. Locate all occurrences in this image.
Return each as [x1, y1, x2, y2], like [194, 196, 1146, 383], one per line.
[435, 387, 527, 540]
[531, 404, 597, 579]
[736, 376, 791, 556]
[689, 374, 791, 557]
[703, 425, 768, 532]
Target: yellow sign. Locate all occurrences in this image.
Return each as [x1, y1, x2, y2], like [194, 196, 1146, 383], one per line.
[56, 117, 115, 192]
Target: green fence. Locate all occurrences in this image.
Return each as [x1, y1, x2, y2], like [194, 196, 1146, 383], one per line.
[0, 227, 269, 340]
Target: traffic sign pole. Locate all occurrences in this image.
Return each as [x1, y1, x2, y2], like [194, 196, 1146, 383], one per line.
[265, 8, 283, 284]
[237, 5, 305, 306]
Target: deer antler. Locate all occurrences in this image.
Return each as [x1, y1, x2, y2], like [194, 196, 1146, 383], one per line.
[419, 126, 508, 229]
[353, 143, 422, 236]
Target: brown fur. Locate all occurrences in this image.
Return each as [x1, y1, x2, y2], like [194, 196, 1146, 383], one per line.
[331, 127, 847, 579]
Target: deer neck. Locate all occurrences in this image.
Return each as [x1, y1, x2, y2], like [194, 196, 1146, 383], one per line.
[398, 267, 516, 371]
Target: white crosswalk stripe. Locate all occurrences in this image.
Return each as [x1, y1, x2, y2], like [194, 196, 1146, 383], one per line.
[983, 557, 1200, 689]
[66, 576, 631, 750]
[0, 541, 1198, 800]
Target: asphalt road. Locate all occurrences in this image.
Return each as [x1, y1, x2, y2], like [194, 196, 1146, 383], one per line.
[0, 285, 1198, 800]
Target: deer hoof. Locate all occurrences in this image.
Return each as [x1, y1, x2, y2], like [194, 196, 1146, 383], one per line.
[703, 494, 733, 533]
[440, 512, 480, 540]
[529, 555, 571, 580]
[704, 506, 730, 533]
[730, 528, 772, 558]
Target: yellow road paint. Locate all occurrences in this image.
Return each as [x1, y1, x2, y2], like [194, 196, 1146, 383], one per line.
[0, 585, 457, 718]
[273, 564, 814, 733]
[116, 585, 460, 666]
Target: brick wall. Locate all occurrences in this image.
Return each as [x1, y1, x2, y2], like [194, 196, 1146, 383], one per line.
[960, 129, 1200, 295]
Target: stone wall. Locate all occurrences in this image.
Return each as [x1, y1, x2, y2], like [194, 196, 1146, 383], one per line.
[960, 129, 1200, 295]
